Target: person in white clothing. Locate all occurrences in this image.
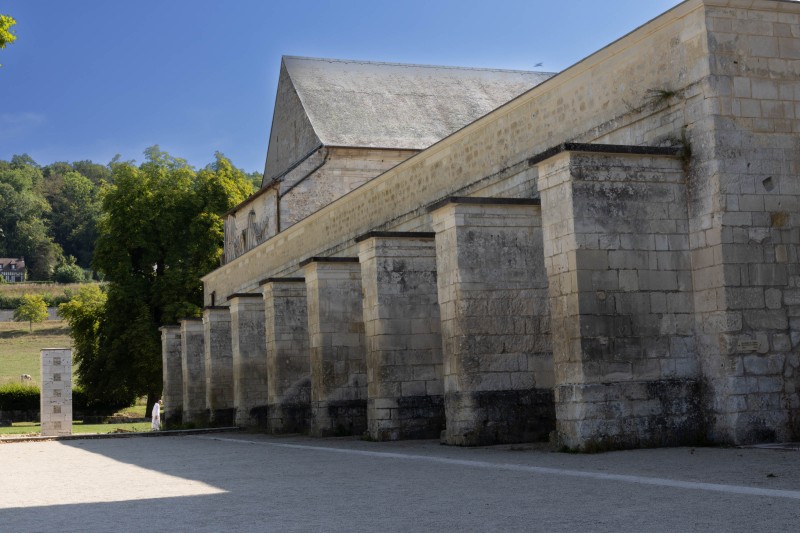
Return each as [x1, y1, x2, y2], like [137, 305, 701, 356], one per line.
[151, 399, 161, 431]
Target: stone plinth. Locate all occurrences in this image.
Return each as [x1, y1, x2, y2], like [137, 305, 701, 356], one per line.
[302, 258, 368, 437]
[262, 278, 311, 433]
[537, 147, 702, 450]
[203, 306, 235, 426]
[40, 348, 72, 436]
[160, 326, 183, 428]
[229, 294, 269, 428]
[181, 318, 207, 426]
[357, 232, 444, 441]
[431, 198, 555, 446]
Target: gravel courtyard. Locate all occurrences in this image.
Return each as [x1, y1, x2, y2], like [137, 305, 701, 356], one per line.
[1, 432, 798, 532]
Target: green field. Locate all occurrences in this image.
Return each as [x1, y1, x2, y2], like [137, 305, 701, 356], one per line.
[0, 320, 74, 385]
[0, 281, 97, 299]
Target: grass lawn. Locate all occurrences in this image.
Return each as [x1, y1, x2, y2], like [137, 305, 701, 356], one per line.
[0, 420, 153, 437]
[0, 320, 74, 385]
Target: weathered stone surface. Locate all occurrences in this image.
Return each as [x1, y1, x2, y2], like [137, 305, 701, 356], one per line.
[180, 319, 207, 426]
[538, 149, 700, 449]
[203, 307, 234, 426]
[228, 294, 268, 428]
[263, 279, 311, 434]
[184, 0, 800, 448]
[358, 233, 444, 440]
[303, 260, 367, 437]
[432, 199, 554, 446]
[160, 326, 182, 428]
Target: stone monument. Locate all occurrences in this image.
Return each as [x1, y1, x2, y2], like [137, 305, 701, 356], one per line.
[40, 348, 72, 436]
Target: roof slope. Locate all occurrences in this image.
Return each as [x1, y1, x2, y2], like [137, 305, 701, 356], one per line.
[283, 56, 554, 150]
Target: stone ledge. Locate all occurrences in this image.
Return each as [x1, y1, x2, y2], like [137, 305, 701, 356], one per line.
[298, 256, 359, 267]
[427, 196, 541, 213]
[226, 293, 263, 300]
[528, 142, 681, 166]
[354, 231, 436, 243]
[202, 305, 230, 311]
[258, 277, 305, 285]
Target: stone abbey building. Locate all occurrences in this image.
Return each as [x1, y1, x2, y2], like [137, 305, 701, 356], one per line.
[162, 0, 800, 450]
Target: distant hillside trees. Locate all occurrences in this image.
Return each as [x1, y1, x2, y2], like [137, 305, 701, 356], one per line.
[0, 156, 107, 280]
[0, 157, 63, 279]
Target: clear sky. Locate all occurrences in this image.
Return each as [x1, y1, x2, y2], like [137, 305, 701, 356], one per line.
[1, 0, 682, 174]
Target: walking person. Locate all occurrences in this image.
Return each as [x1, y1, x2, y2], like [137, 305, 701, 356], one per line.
[151, 399, 161, 431]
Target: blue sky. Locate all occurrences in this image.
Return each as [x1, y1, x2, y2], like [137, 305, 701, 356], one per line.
[1, 0, 681, 174]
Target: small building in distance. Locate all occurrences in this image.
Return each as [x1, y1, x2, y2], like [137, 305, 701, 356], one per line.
[0, 258, 26, 283]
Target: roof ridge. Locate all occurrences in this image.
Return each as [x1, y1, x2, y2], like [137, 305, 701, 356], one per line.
[282, 55, 554, 76]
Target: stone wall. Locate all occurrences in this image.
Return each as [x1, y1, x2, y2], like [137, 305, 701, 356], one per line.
[186, 0, 800, 448]
[280, 148, 417, 230]
[202, 0, 714, 301]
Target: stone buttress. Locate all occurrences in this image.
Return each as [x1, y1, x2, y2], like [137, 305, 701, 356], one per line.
[431, 197, 555, 446]
[203, 306, 235, 426]
[302, 258, 368, 437]
[160, 325, 183, 428]
[536, 145, 702, 450]
[180, 318, 207, 426]
[357, 232, 445, 441]
[228, 293, 268, 428]
[262, 278, 311, 433]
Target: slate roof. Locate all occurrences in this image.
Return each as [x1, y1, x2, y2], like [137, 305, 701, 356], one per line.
[282, 56, 554, 150]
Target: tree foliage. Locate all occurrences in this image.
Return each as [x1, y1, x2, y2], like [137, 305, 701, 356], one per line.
[0, 156, 107, 278]
[58, 285, 118, 403]
[53, 255, 87, 283]
[88, 147, 253, 412]
[14, 294, 48, 331]
[0, 14, 16, 67]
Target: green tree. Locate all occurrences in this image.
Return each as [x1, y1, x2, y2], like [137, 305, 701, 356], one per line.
[91, 147, 253, 414]
[58, 285, 120, 404]
[14, 294, 48, 331]
[53, 255, 87, 283]
[44, 169, 100, 268]
[0, 14, 16, 67]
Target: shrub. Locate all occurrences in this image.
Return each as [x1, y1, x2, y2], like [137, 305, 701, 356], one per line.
[0, 382, 40, 411]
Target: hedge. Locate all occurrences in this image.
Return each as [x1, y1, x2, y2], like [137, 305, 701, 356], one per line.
[0, 383, 130, 415]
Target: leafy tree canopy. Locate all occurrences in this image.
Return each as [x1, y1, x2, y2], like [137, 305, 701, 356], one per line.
[14, 294, 48, 331]
[0, 14, 16, 67]
[89, 147, 253, 412]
